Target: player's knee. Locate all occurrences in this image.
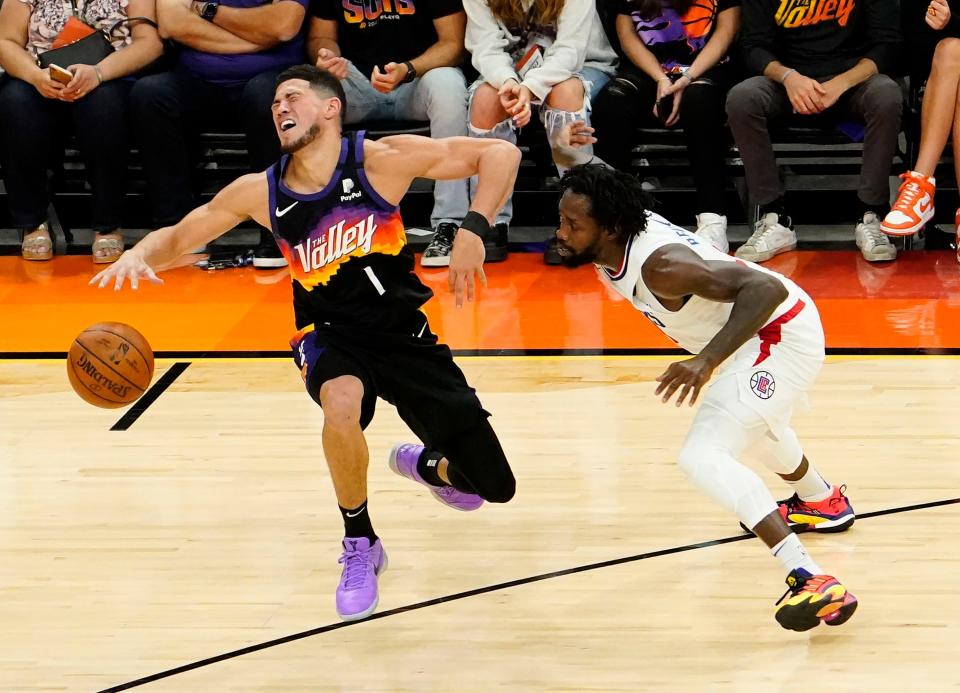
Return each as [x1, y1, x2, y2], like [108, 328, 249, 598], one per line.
[480, 469, 516, 503]
[677, 439, 716, 480]
[444, 418, 516, 502]
[319, 376, 364, 429]
[764, 428, 803, 474]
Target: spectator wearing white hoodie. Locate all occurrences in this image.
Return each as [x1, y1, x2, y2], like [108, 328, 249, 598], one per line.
[463, 0, 617, 263]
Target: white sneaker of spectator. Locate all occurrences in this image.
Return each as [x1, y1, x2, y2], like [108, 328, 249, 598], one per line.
[735, 212, 797, 263]
[855, 211, 896, 262]
[694, 213, 729, 254]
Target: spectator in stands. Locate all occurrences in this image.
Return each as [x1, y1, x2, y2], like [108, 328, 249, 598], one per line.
[0, 0, 163, 262]
[130, 0, 309, 268]
[881, 0, 960, 239]
[307, 0, 477, 267]
[592, 0, 741, 253]
[727, 0, 901, 263]
[464, 0, 617, 264]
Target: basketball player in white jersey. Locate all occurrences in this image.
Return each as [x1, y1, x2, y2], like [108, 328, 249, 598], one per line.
[550, 123, 857, 631]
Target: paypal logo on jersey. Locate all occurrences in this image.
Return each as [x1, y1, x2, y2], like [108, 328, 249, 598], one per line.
[293, 214, 377, 273]
[340, 177, 362, 202]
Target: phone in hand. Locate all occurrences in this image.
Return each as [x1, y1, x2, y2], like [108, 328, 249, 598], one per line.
[655, 73, 681, 125]
[49, 64, 74, 84]
[655, 92, 674, 125]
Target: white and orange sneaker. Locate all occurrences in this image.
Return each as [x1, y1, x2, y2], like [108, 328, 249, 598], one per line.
[881, 171, 935, 237]
[955, 208, 960, 264]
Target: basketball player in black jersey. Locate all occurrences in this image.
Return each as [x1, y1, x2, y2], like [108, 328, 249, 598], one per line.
[91, 65, 522, 621]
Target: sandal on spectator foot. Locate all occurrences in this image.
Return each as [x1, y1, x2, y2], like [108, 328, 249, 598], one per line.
[92, 232, 124, 264]
[21, 224, 53, 261]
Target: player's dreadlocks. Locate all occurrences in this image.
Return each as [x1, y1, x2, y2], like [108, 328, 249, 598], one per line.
[558, 164, 651, 244]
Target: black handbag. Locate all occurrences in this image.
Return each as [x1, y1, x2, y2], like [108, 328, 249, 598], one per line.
[36, 0, 157, 69]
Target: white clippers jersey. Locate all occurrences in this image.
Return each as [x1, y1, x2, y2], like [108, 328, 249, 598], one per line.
[599, 212, 810, 355]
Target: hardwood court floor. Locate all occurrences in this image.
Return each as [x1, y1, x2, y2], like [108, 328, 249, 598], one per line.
[1, 251, 959, 691]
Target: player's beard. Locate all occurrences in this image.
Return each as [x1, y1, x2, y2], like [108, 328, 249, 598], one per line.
[558, 239, 602, 268]
[281, 123, 322, 154]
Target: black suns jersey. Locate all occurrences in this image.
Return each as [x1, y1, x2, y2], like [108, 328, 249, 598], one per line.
[266, 130, 433, 332]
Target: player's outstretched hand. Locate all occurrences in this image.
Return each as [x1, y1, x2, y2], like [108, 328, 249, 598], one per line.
[655, 354, 716, 407]
[89, 250, 163, 291]
[448, 229, 486, 308]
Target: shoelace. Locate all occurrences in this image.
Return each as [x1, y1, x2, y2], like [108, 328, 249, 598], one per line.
[782, 493, 809, 514]
[338, 547, 375, 590]
[435, 485, 464, 501]
[859, 219, 888, 246]
[429, 226, 456, 253]
[748, 218, 780, 245]
[776, 573, 832, 605]
[893, 177, 922, 211]
[784, 485, 846, 515]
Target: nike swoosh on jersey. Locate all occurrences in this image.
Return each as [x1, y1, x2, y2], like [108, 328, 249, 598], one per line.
[276, 201, 299, 217]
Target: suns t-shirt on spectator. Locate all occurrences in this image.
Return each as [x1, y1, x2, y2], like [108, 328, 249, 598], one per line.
[310, 0, 463, 78]
[178, 0, 309, 87]
[615, 0, 740, 71]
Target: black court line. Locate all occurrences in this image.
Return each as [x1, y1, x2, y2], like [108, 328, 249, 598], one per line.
[6, 347, 960, 360]
[99, 496, 959, 692]
[110, 362, 191, 431]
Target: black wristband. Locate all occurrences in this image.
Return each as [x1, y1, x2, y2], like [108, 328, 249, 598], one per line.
[459, 211, 490, 240]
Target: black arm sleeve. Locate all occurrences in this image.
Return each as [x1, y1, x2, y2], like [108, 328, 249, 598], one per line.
[741, 0, 779, 75]
[863, 0, 901, 74]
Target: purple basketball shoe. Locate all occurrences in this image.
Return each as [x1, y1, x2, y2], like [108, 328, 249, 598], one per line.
[336, 536, 387, 621]
[388, 443, 484, 511]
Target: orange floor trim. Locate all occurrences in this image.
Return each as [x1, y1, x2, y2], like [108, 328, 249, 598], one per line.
[2, 251, 959, 353]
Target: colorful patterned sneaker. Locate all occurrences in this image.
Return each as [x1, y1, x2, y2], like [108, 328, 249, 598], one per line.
[740, 485, 854, 534]
[955, 208, 960, 265]
[881, 171, 935, 237]
[775, 568, 858, 631]
[388, 443, 484, 511]
[779, 484, 855, 533]
[336, 536, 387, 621]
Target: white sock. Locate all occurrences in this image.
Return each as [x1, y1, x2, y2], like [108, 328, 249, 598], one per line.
[771, 534, 822, 575]
[788, 464, 832, 502]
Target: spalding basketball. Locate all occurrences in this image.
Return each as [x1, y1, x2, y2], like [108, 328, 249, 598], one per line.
[67, 322, 154, 408]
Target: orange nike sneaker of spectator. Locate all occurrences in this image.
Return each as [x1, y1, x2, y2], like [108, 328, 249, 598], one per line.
[881, 170, 936, 236]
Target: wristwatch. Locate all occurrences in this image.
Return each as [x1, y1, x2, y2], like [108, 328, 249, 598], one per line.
[401, 61, 417, 84]
[200, 1, 219, 21]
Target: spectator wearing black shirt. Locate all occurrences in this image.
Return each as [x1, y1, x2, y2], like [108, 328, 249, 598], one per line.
[880, 0, 960, 240]
[308, 0, 475, 266]
[726, 0, 901, 263]
[592, 0, 742, 253]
